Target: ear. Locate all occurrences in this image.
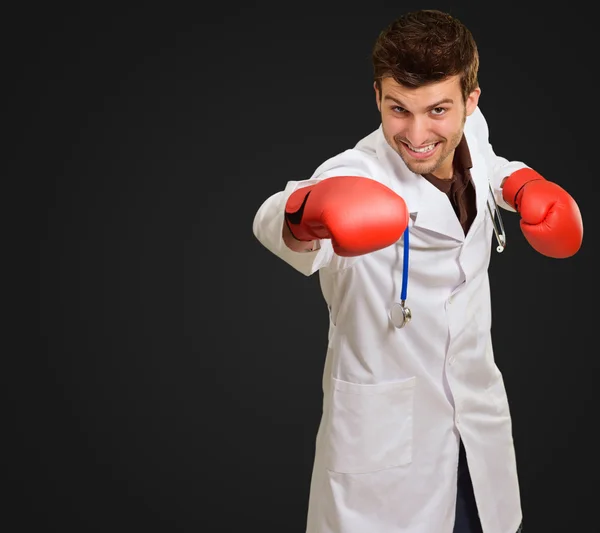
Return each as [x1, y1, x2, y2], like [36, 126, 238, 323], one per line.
[374, 81, 382, 112]
[465, 87, 481, 116]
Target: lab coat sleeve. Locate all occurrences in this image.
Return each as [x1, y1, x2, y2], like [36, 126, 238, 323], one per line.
[252, 178, 333, 276]
[472, 106, 530, 212]
[252, 153, 374, 276]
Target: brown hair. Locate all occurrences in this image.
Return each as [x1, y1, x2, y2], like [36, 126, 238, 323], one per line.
[372, 10, 479, 103]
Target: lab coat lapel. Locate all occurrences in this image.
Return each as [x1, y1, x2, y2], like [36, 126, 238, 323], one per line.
[375, 127, 465, 243]
[411, 180, 465, 242]
[463, 126, 491, 239]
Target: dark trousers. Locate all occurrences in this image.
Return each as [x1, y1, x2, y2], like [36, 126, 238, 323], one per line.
[453, 440, 522, 533]
[453, 440, 483, 533]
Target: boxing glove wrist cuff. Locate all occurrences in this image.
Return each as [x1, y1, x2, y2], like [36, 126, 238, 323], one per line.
[284, 215, 302, 241]
[502, 168, 546, 211]
[284, 186, 315, 241]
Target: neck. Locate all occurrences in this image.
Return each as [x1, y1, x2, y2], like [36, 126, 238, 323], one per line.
[431, 152, 456, 180]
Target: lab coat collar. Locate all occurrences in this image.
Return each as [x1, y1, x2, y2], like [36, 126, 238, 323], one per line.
[374, 119, 489, 243]
[463, 118, 493, 242]
[374, 126, 464, 242]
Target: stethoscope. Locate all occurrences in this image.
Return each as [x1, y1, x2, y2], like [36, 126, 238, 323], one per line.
[390, 183, 507, 329]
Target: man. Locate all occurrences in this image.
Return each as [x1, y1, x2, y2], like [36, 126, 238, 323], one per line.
[252, 9, 583, 533]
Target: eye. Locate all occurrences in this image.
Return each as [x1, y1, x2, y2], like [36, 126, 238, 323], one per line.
[431, 107, 447, 116]
[391, 106, 407, 113]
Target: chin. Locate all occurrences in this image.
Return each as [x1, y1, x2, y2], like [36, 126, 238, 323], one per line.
[398, 150, 443, 175]
[408, 161, 440, 175]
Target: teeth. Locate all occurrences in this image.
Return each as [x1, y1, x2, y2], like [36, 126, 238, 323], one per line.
[408, 143, 436, 153]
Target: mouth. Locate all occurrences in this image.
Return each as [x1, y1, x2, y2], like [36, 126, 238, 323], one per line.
[400, 141, 441, 160]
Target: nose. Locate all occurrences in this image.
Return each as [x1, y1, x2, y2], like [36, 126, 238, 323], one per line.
[404, 117, 431, 147]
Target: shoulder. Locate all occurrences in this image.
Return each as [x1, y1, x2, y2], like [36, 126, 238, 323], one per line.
[309, 128, 389, 185]
[465, 105, 491, 141]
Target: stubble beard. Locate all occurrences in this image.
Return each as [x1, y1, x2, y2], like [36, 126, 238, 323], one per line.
[388, 112, 466, 177]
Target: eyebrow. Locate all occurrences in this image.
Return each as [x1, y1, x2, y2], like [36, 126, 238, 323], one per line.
[383, 95, 454, 110]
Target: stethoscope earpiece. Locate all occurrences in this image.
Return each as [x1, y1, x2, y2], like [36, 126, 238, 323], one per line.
[488, 183, 506, 253]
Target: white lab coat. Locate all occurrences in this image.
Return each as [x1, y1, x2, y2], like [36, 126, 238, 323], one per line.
[252, 106, 528, 533]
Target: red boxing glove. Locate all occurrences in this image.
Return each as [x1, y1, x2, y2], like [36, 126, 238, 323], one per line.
[285, 176, 409, 257]
[502, 168, 583, 258]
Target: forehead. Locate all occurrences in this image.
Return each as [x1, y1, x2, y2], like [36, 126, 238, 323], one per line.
[381, 76, 462, 106]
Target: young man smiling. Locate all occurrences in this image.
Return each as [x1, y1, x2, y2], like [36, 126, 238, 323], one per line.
[253, 9, 583, 533]
[376, 76, 475, 180]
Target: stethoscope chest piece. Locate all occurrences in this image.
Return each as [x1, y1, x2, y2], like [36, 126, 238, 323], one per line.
[391, 301, 411, 329]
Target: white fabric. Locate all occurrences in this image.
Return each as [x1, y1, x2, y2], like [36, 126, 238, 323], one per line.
[252, 106, 528, 533]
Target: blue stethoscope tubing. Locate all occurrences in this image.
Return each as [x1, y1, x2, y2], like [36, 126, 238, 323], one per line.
[392, 183, 506, 329]
[401, 226, 409, 303]
[390, 227, 412, 329]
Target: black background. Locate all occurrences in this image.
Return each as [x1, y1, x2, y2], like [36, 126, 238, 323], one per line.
[9, 3, 598, 532]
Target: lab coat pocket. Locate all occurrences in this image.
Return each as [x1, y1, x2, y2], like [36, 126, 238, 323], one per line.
[325, 376, 416, 474]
